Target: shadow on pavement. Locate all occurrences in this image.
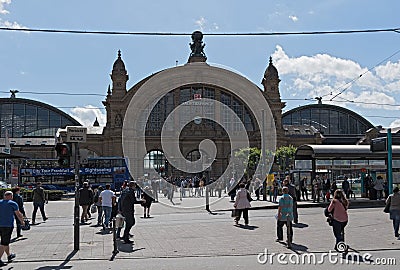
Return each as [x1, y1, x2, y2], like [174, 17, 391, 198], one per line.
[33, 250, 77, 270]
[117, 244, 145, 253]
[234, 224, 259, 230]
[289, 243, 308, 252]
[292, 223, 309, 228]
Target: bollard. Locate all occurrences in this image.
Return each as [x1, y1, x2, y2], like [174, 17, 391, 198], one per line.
[112, 217, 119, 256]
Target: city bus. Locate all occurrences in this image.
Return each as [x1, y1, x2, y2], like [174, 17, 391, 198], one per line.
[19, 157, 131, 191]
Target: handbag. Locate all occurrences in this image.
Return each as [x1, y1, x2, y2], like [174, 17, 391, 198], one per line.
[21, 218, 31, 231]
[324, 206, 334, 226]
[384, 196, 391, 213]
[231, 209, 238, 217]
[90, 204, 97, 214]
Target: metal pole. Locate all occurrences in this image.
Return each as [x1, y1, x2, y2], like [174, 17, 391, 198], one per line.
[112, 218, 119, 255]
[262, 109, 267, 201]
[73, 142, 80, 251]
[4, 158, 6, 182]
[205, 172, 210, 211]
[387, 128, 393, 194]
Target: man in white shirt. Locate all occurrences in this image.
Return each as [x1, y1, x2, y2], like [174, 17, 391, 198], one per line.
[99, 184, 116, 230]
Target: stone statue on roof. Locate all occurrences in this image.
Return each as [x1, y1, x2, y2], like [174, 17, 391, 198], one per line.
[190, 31, 206, 57]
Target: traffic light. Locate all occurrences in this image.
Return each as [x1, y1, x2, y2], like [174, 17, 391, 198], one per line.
[55, 143, 71, 167]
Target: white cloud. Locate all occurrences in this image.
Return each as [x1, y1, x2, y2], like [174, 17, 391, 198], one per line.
[0, 19, 24, 29]
[70, 105, 106, 134]
[271, 45, 400, 111]
[194, 17, 206, 31]
[69, 105, 106, 133]
[289, 15, 298, 22]
[375, 61, 400, 81]
[0, 0, 11, 15]
[389, 119, 400, 128]
[194, 16, 219, 32]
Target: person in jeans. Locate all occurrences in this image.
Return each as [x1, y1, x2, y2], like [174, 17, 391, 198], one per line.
[31, 182, 48, 224]
[0, 191, 24, 266]
[386, 186, 400, 238]
[233, 182, 251, 226]
[99, 184, 116, 230]
[276, 186, 293, 245]
[283, 177, 298, 224]
[327, 189, 349, 251]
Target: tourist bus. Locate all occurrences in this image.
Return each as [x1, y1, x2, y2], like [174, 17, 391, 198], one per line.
[19, 157, 131, 191]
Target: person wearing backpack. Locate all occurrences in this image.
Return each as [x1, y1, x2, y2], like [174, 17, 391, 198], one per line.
[327, 189, 349, 252]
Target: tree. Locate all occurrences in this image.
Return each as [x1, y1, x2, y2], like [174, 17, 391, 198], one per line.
[275, 145, 297, 172]
[234, 147, 261, 180]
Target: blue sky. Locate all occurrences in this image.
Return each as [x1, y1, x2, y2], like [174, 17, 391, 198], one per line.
[1, 0, 400, 129]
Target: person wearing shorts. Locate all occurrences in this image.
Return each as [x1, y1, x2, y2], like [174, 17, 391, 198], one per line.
[0, 191, 24, 266]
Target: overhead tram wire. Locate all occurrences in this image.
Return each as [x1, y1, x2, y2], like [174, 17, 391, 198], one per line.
[0, 27, 399, 36]
[329, 47, 400, 101]
[0, 90, 105, 97]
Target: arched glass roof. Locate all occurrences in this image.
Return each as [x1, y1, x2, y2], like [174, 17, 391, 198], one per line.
[282, 104, 374, 136]
[0, 98, 81, 138]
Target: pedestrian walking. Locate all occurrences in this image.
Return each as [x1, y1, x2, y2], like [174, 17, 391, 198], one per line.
[93, 186, 103, 226]
[327, 189, 349, 251]
[11, 187, 25, 238]
[233, 182, 251, 225]
[31, 182, 48, 224]
[374, 176, 385, 200]
[272, 178, 279, 203]
[283, 176, 298, 223]
[141, 186, 154, 218]
[121, 181, 144, 244]
[254, 178, 262, 200]
[385, 186, 400, 238]
[300, 177, 309, 201]
[0, 191, 24, 267]
[99, 184, 116, 230]
[276, 186, 293, 248]
[342, 177, 351, 199]
[78, 182, 94, 223]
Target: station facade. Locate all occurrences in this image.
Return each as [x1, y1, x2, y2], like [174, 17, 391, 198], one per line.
[1, 31, 389, 184]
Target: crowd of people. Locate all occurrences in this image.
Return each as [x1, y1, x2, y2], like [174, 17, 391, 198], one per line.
[0, 174, 399, 266]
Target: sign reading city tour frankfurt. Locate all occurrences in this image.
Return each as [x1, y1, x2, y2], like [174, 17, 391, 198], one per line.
[66, 126, 87, 143]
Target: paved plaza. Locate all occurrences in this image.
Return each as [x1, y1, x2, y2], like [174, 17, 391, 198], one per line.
[2, 194, 399, 270]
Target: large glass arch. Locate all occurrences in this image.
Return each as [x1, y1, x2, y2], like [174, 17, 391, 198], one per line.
[0, 98, 81, 138]
[282, 104, 374, 136]
[145, 84, 257, 134]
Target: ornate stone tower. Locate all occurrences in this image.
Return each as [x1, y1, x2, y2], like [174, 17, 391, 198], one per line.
[110, 50, 129, 98]
[101, 50, 129, 156]
[261, 56, 286, 147]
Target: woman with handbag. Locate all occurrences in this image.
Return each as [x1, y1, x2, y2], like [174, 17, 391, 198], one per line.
[327, 189, 349, 252]
[385, 186, 400, 238]
[233, 182, 251, 226]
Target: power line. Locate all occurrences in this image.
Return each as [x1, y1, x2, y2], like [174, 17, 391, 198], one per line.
[0, 27, 399, 36]
[0, 90, 105, 97]
[329, 48, 400, 101]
